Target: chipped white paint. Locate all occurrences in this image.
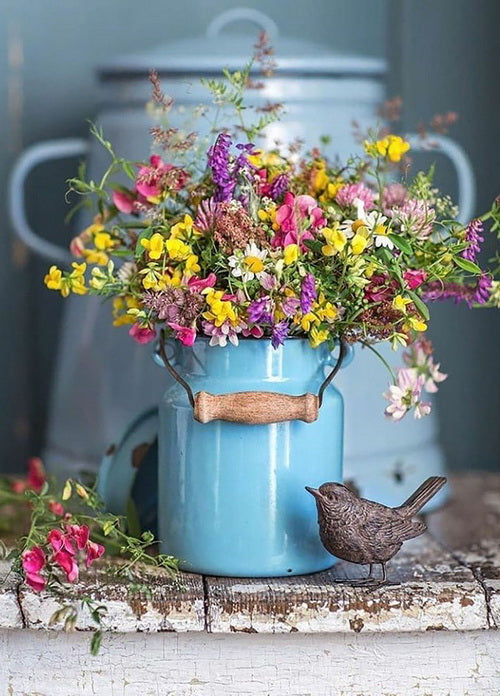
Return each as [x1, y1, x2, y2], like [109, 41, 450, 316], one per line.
[0, 561, 23, 629]
[1, 628, 499, 696]
[18, 586, 205, 633]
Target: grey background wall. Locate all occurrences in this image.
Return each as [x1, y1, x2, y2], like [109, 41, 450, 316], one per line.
[0, 0, 498, 473]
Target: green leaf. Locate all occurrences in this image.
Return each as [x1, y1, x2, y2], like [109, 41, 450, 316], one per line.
[125, 497, 141, 538]
[454, 256, 482, 275]
[407, 290, 430, 321]
[388, 234, 412, 255]
[90, 630, 103, 656]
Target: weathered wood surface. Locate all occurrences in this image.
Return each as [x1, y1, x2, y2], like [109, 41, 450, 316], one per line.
[0, 473, 498, 635]
[1, 629, 498, 696]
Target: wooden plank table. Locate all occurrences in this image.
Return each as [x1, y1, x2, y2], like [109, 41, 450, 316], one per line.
[0, 473, 498, 696]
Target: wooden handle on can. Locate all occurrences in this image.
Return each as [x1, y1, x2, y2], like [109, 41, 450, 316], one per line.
[193, 391, 319, 424]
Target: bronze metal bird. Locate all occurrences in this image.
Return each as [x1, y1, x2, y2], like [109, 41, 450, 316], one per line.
[306, 476, 447, 585]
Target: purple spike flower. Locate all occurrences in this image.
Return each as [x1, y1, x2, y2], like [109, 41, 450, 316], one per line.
[248, 297, 272, 324]
[423, 273, 492, 308]
[207, 133, 235, 202]
[271, 320, 289, 349]
[462, 219, 484, 262]
[270, 173, 289, 201]
[300, 274, 317, 313]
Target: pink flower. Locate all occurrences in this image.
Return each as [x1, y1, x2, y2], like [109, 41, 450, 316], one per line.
[53, 549, 79, 583]
[66, 524, 90, 550]
[381, 183, 408, 215]
[11, 458, 47, 494]
[364, 275, 397, 302]
[187, 273, 217, 293]
[404, 269, 428, 290]
[168, 323, 197, 346]
[48, 529, 75, 555]
[273, 193, 325, 249]
[243, 325, 264, 339]
[383, 368, 431, 421]
[403, 338, 447, 394]
[394, 199, 436, 240]
[22, 546, 46, 592]
[49, 501, 65, 516]
[129, 323, 157, 345]
[113, 190, 135, 214]
[335, 183, 376, 210]
[85, 540, 105, 568]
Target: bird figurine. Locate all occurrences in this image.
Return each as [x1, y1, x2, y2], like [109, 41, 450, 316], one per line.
[306, 476, 447, 585]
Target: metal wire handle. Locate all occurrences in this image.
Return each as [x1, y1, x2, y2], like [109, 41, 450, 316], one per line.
[157, 330, 347, 416]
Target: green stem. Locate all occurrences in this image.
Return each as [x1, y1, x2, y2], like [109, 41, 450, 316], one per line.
[360, 341, 397, 382]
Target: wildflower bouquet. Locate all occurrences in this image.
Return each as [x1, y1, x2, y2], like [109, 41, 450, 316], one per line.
[44, 39, 499, 420]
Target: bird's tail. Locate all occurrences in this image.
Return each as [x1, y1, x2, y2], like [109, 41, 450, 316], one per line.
[398, 476, 447, 516]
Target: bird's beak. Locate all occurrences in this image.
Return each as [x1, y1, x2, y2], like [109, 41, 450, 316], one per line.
[305, 486, 321, 499]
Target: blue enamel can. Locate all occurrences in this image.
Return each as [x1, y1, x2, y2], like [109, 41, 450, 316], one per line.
[156, 337, 352, 577]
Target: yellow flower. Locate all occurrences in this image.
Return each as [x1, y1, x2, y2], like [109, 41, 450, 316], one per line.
[82, 248, 109, 266]
[364, 261, 377, 278]
[113, 296, 140, 326]
[350, 231, 369, 255]
[309, 327, 329, 348]
[247, 150, 282, 168]
[313, 165, 329, 194]
[170, 214, 199, 240]
[315, 300, 338, 323]
[165, 237, 191, 261]
[392, 294, 412, 313]
[300, 312, 318, 331]
[140, 265, 166, 291]
[185, 254, 201, 274]
[283, 244, 299, 265]
[322, 226, 347, 256]
[164, 268, 183, 287]
[203, 290, 237, 327]
[373, 135, 410, 163]
[82, 222, 105, 238]
[405, 316, 428, 332]
[94, 231, 115, 251]
[141, 233, 165, 260]
[44, 266, 63, 291]
[243, 256, 265, 273]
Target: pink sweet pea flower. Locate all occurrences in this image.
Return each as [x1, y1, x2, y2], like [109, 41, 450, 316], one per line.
[22, 546, 46, 592]
[27, 457, 46, 492]
[66, 524, 90, 550]
[113, 190, 135, 214]
[187, 273, 217, 293]
[47, 528, 75, 555]
[53, 549, 79, 583]
[85, 540, 105, 568]
[129, 323, 157, 345]
[168, 323, 197, 347]
[273, 193, 325, 249]
[404, 269, 428, 290]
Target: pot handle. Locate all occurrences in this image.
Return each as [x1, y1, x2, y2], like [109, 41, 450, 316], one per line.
[406, 133, 476, 224]
[8, 138, 89, 265]
[156, 331, 348, 424]
[206, 8, 279, 40]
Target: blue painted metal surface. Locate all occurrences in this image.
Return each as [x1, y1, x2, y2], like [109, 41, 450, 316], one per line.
[157, 338, 352, 577]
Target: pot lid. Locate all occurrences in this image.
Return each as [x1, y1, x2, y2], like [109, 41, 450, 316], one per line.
[99, 8, 386, 80]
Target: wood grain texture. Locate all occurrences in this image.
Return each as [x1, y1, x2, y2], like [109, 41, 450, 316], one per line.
[1, 629, 498, 696]
[18, 564, 205, 633]
[194, 390, 319, 424]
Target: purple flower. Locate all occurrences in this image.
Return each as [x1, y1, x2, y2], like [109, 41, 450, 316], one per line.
[282, 296, 300, 317]
[248, 297, 272, 324]
[462, 219, 484, 262]
[271, 320, 289, 349]
[207, 133, 235, 202]
[300, 274, 317, 313]
[270, 174, 289, 201]
[235, 142, 255, 171]
[423, 273, 492, 308]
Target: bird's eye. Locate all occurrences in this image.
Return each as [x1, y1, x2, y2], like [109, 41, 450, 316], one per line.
[327, 494, 334, 501]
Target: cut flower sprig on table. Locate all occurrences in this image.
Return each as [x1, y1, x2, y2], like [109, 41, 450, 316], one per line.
[44, 37, 499, 421]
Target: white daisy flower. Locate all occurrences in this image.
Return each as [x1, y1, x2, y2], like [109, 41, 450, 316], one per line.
[228, 242, 268, 283]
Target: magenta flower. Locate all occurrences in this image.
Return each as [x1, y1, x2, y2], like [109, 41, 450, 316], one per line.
[335, 183, 376, 211]
[66, 524, 90, 550]
[462, 219, 484, 262]
[168, 322, 197, 346]
[273, 193, 325, 249]
[135, 155, 169, 200]
[112, 190, 135, 214]
[383, 368, 431, 421]
[404, 269, 428, 290]
[22, 546, 47, 593]
[195, 198, 219, 232]
[187, 273, 217, 293]
[52, 548, 79, 584]
[85, 540, 105, 568]
[129, 323, 157, 345]
[48, 528, 75, 555]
